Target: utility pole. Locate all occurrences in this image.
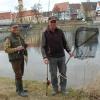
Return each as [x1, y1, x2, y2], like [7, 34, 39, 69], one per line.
[18, 0, 24, 23]
[48, 0, 50, 17]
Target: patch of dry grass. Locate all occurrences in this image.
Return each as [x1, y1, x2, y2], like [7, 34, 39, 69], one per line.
[0, 77, 99, 100]
[84, 74, 100, 100]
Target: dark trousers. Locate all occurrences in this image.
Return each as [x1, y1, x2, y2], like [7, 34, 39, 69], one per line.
[11, 58, 24, 81]
[49, 56, 67, 92]
[11, 58, 27, 93]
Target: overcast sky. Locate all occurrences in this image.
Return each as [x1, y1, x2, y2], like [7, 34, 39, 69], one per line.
[0, 0, 99, 12]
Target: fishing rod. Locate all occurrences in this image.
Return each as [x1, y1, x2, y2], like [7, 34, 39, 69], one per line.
[46, 64, 50, 96]
[45, 0, 51, 96]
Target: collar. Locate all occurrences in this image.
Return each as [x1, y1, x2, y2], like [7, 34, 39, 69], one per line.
[47, 26, 58, 33]
[11, 33, 20, 37]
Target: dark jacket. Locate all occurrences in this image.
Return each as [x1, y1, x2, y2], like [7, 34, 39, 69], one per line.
[4, 33, 27, 62]
[41, 27, 70, 58]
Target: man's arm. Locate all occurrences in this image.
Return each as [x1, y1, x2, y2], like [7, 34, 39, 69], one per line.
[4, 37, 16, 53]
[4, 37, 24, 54]
[41, 32, 47, 59]
[62, 31, 71, 53]
[41, 32, 49, 64]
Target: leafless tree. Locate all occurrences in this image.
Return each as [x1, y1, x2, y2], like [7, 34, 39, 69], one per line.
[31, 3, 42, 23]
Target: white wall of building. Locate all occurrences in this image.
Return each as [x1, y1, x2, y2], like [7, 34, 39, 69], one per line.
[0, 19, 12, 25]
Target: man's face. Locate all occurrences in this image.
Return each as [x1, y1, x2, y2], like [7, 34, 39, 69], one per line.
[10, 26, 20, 35]
[48, 19, 57, 31]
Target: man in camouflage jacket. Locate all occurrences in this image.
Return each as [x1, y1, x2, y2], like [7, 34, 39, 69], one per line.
[4, 25, 28, 97]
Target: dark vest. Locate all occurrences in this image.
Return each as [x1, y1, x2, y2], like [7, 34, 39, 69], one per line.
[44, 28, 65, 58]
[8, 34, 26, 62]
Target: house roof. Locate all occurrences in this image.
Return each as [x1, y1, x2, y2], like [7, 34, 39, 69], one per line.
[13, 10, 40, 19]
[0, 10, 40, 20]
[81, 2, 97, 11]
[16, 10, 35, 17]
[69, 4, 81, 9]
[0, 12, 11, 20]
[53, 2, 69, 12]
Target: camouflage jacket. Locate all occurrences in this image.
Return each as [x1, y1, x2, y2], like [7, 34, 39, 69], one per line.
[4, 33, 27, 62]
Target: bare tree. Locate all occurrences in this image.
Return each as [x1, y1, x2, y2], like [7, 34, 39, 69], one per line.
[14, 5, 23, 24]
[31, 3, 42, 23]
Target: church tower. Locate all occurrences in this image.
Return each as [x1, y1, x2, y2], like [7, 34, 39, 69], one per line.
[18, 0, 24, 23]
[18, 0, 24, 11]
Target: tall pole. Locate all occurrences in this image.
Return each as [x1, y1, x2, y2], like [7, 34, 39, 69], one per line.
[48, 0, 50, 17]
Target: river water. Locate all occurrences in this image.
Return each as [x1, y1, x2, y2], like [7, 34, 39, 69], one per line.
[0, 27, 100, 88]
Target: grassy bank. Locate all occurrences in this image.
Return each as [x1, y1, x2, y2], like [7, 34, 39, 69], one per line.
[0, 77, 100, 100]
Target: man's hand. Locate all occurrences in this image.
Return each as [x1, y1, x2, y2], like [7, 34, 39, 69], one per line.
[69, 52, 74, 57]
[15, 46, 24, 51]
[25, 42, 33, 48]
[43, 58, 49, 64]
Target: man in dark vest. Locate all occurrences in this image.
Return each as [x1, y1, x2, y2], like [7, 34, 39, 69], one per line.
[41, 16, 73, 96]
[4, 25, 28, 97]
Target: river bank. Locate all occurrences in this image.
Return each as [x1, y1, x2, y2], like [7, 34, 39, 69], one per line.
[0, 77, 100, 100]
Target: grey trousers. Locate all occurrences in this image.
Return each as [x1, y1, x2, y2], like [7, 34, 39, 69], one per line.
[49, 56, 67, 91]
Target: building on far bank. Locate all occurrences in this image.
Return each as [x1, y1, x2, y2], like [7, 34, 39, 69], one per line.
[81, 2, 97, 21]
[69, 3, 81, 20]
[15, 10, 35, 24]
[52, 2, 81, 20]
[52, 1, 99, 21]
[0, 10, 48, 25]
[52, 2, 70, 20]
[96, 1, 100, 16]
[0, 12, 12, 25]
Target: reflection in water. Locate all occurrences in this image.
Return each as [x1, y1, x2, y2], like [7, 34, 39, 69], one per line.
[0, 28, 100, 88]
